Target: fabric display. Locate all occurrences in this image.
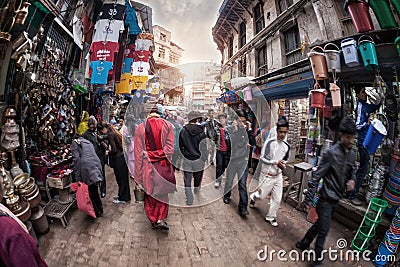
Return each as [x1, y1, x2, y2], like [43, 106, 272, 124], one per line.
[131, 61, 150, 76]
[92, 19, 125, 42]
[90, 61, 113, 84]
[125, 0, 142, 35]
[90, 41, 118, 61]
[133, 50, 150, 62]
[98, 3, 126, 20]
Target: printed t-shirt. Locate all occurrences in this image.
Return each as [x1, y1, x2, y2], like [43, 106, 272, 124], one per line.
[125, 1, 142, 35]
[133, 50, 150, 62]
[98, 4, 126, 20]
[135, 39, 152, 51]
[90, 41, 118, 62]
[93, 19, 124, 42]
[132, 76, 148, 90]
[132, 89, 145, 104]
[124, 44, 135, 58]
[115, 73, 131, 94]
[90, 61, 113, 84]
[131, 61, 150, 76]
[122, 58, 133, 73]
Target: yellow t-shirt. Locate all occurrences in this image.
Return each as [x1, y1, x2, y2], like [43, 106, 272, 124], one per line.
[115, 73, 131, 94]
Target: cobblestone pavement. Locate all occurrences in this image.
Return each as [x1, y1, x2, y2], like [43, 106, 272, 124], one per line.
[39, 165, 373, 267]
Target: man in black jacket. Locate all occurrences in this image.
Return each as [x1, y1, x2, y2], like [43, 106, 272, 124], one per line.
[296, 116, 357, 267]
[179, 111, 208, 205]
[223, 110, 256, 216]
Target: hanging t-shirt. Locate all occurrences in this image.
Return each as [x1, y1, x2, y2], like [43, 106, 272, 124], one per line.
[132, 76, 148, 90]
[135, 39, 152, 51]
[90, 61, 113, 85]
[132, 89, 145, 104]
[98, 4, 126, 20]
[72, 16, 83, 49]
[124, 44, 135, 58]
[131, 61, 150, 76]
[93, 19, 125, 42]
[125, 1, 142, 35]
[90, 41, 119, 62]
[133, 50, 150, 62]
[82, 11, 94, 43]
[122, 58, 133, 73]
[115, 73, 131, 94]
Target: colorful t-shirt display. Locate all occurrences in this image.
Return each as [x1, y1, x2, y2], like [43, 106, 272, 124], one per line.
[93, 19, 125, 42]
[98, 4, 126, 20]
[135, 39, 152, 51]
[90, 61, 113, 84]
[133, 50, 150, 62]
[90, 41, 119, 62]
[132, 76, 148, 90]
[122, 58, 133, 73]
[131, 61, 150, 76]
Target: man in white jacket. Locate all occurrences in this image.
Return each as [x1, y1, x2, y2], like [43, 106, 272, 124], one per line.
[249, 117, 290, 227]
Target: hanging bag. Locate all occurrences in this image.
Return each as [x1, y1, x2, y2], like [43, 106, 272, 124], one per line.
[70, 181, 96, 218]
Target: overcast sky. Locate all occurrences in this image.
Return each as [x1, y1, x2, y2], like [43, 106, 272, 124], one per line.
[145, 0, 223, 64]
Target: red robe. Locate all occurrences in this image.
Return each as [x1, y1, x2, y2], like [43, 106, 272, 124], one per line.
[134, 114, 175, 223]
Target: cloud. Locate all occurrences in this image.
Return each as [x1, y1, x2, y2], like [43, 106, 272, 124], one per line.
[144, 0, 223, 63]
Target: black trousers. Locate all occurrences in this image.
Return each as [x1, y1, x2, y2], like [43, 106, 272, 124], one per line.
[298, 199, 339, 264]
[112, 155, 131, 201]
[100, 164, 106, 195]
[88, 183, 103, 217]
[216, 150, 230, 181]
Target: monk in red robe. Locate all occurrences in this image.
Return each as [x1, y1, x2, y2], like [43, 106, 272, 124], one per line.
[134, 105, 176, 230]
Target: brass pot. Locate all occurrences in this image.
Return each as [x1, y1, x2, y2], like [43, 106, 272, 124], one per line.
[6, 194, 31, 222]
[4, 107, 17, 118]
[0, 32, 12, 43]
[13, 172, 29, 186]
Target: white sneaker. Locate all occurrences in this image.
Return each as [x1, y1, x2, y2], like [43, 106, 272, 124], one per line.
[214, 180, 221, 188]
[265, 217, 278, 227]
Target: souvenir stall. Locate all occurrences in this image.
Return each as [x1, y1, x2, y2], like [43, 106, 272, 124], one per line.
[303, 2, 400, 261]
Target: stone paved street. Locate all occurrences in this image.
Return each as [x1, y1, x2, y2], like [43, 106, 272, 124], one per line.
[39, 165, 373, 267]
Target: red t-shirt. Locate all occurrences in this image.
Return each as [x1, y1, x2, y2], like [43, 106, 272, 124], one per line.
[219, 128, 227, 152]
[90, 41, 119, 62]
[133, 50, 150, 62]
[124, 44, 135, 58]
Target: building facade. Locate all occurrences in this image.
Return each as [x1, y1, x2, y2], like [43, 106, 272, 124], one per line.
[153, 25, 185, 106]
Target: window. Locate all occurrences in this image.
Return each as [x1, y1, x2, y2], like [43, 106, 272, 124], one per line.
[158, 47, 165, 59]
[228, 36, 233, 59]
[283, 26, 301, 65]
[256, 46, 267, 76]
[239, 22, 246, 48]
[277, 0, 293, 15]
[160, 33, 166, 41]
[334, 0, 356, 36]
[254, 2, 265, 35]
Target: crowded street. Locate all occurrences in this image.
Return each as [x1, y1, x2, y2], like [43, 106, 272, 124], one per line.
[38, 166, 364, 267]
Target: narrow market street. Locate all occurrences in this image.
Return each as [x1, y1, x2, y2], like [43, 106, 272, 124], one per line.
[39, 166, 369, 267]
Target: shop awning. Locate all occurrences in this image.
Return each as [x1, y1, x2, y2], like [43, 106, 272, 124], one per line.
[260, 72, 314, 100]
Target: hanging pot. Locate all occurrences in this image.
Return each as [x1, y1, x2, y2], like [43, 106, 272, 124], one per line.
[310, 83, 327, 108]
[308, 46, 328, 80]
[329, 83, 342, 108]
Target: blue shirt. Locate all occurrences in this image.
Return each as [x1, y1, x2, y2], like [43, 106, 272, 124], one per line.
[356, 99, 380, 144]
[122, 58, 133, 74]
[125, 0, 142, 34]
[90, 61, 113, 85]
